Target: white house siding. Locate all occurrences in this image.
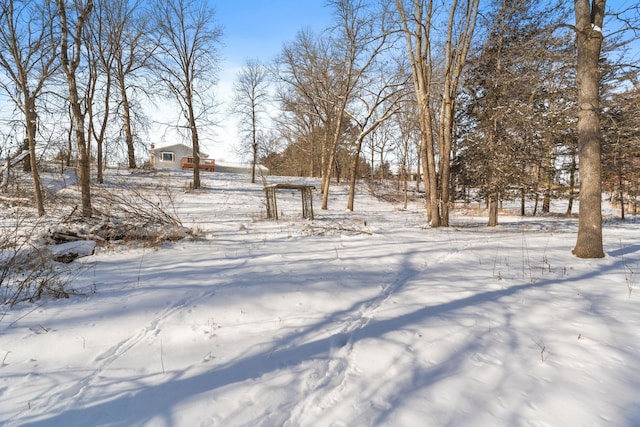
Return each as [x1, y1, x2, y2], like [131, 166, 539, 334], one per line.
[150, 144, 209, 170]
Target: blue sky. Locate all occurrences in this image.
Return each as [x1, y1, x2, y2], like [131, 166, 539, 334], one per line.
[214, 0, 335, 68]
[208, 1, 336, 161]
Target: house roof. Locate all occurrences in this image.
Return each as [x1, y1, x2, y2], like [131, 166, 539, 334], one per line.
[151, 143, 209, 158]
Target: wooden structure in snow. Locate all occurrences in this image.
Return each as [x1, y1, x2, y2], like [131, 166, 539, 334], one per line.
[180, 157, 215, 171]
[264, 183, 315, 220]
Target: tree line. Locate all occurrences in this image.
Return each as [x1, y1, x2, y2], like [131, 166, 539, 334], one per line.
[0, 0, 638, 259]
[235, 0, 637, 258]
[0, 0, 222, 217]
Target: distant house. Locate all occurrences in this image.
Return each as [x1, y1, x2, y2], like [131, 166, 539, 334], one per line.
[149, 143, 214, 171]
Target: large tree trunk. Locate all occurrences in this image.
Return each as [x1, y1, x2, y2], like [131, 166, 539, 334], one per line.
[70, 87, 93, 218]
[572, 0, 605, 258]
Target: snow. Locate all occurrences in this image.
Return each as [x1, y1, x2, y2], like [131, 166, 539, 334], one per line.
[45, 241, 97, 263]
[1, 170, 639, 427]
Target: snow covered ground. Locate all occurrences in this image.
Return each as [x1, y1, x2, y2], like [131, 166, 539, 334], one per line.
[1, 170, 639, 427]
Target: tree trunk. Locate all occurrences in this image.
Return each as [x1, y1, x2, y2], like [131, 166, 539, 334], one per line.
[57, 0, 93, 218]
[186, 85, 201, 190]
[250, 103, 257, 184]
[321, 147, 336, 209]
[71, 95, 93, 218]
[422, 116, 439, 227]
[565, 148, 577, 217]
[618, 176, 625, 220]
[488, 192, 499, 227]
[439, 102, 452, 226]
[438, 0, 478, 227]
[89, 62, 110, 185]
[66, 116, 73, 167]
[322, 112, 345, 210]
[347, 136, 365, 211]
[25, 97, 45, 216]
[190, 118, 201, 189]
[542, 151, 552, 213]
[320, 127, 332, 208]
[402, 144, 408, 210]
[572, 0, 605, 258]
[251, 140, 258, 184]
[415, 142, 421, 194]
[119, 73, 136, 169]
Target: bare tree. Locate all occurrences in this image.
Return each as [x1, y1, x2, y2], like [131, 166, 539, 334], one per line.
[395, 0, 479, 227]
[0, 0, 58, 216]
[275, 30, 336, 181]
[232, 58, 270, 183]
[317, 0, 391, 210]
[275, 0, 391, 210]
[85, 0, 114, 183]
[86, 0, 151, 176]
[394, 98, 421, 209]
[110, 0, 152, 170]
[571, 0, 606, 258]
[346, 60, 408, 211]
[56, 0, 93, 218]
[150, 0, 222, 190]
[394, 0, 438, 224]
[437, 0, 479, 226]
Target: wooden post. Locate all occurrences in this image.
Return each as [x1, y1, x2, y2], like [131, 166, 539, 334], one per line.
[301, 186, 314, 220]
[264, 185, 278, 220]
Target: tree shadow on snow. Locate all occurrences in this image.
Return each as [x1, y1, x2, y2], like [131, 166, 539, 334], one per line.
[16, 252, 636, 427]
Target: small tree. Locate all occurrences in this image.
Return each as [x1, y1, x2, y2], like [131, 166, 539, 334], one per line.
[110, 0, 153, 170]
[150, 0, 222, 190]
[85, 0, 115, 183]
[275, 30, 337, 181]
[232, 59, 270, 183]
